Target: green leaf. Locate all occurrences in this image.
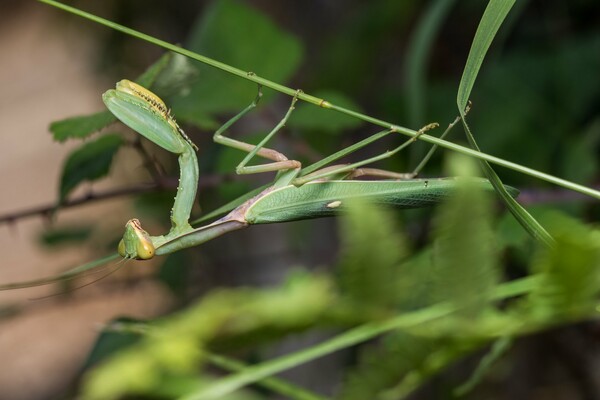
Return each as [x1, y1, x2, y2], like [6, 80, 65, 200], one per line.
[288, 90, 364, 134]
[174, 108, 219, 131]
[136, 52, 173, 88]
[59, 134, 123, 202]
[82, 274, 333, 400]
[83, 318, 144, 370]
[404, 0, 457, 126]
[429, 157, 500, 316]
[50, 111, 116, 142]
[337, 200, 407, 311]
[456, 0, 553, 246]
[173, 0, 303, 116]
[457, 0, 516, 110]
[560, 119, 600, 183]
[146, 53, 198, 99]
[461, 112, 554, 246]
[528, 213, 600, 320]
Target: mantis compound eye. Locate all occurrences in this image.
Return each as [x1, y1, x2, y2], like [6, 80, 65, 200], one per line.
[119, 219, 155, 260]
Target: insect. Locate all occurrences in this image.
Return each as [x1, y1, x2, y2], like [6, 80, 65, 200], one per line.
[0, 80, 517, 289]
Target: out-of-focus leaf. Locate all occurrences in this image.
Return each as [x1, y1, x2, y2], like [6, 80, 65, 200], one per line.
[528, 213, 600, 320]
[404, 0, 456, 127]
[560, 119, 600, 183]
[341, 332, 475, 400]
[59, 134, 123, 202]
[50, 111, 116, 142]
[136, 52, 173, 88]
[151, 53, 199, 98]
[173, 0, 303, 116]
[134, 191, 178, 227]
[38, 226, 93, 247]
[337, 199, 407, 311]
[82, 274, 333, 400]
[454, 336, 513, 397]
[158, 252, 191, 298]
[175, 108, 219, 131]
[429, 157, 500, 316]
[288, 90, 364, 134]
[83, 318, 144, 370]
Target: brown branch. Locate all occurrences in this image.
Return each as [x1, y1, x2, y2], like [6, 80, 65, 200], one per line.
[0, 174, 232, 225]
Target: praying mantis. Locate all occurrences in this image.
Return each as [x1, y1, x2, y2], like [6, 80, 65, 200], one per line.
[0, 79, 518, 289]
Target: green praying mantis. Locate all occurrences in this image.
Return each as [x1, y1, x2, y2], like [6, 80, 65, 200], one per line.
[0, 79, 518, 290]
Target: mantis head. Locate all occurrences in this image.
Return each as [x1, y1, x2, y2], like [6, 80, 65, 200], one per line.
[118, 219, 156, 260]
[102, 79, 188, 154]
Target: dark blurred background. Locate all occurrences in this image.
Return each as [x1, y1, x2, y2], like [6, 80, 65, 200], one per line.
[0, 1, 599, 399]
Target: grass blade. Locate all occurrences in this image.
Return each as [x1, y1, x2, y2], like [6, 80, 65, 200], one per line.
[456, 0, 554, 245]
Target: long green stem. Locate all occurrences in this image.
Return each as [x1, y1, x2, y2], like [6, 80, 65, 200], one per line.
[38, 0, 600, 200]
[205, 353, 328, 400]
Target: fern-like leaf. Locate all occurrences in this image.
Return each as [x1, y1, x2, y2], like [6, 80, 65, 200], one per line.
[429, 167, 501, 317]
[336, 200, 408, 312]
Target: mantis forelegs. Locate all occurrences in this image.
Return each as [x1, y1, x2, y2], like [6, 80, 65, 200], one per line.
[104, 80, 200, 259]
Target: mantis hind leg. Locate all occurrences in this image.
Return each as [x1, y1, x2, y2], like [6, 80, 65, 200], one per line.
[293, 123, 439, 186]
[213, 85, 302, 175]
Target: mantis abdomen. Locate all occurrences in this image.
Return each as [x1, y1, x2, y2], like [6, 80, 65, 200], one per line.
[243, 178, 519, 224]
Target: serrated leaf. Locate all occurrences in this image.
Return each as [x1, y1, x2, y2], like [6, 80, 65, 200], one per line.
[50, 111, 116, 142]
[429, 159, 500, 316]
[59, 134, 123, 202]
[173, 0, 303, 116]
[288, 90, 363, 134]
[528, 213, 600, 320]
[337, 200, 407, 310]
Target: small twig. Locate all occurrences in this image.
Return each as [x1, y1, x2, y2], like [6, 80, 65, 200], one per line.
[0, 174, 231, 225]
